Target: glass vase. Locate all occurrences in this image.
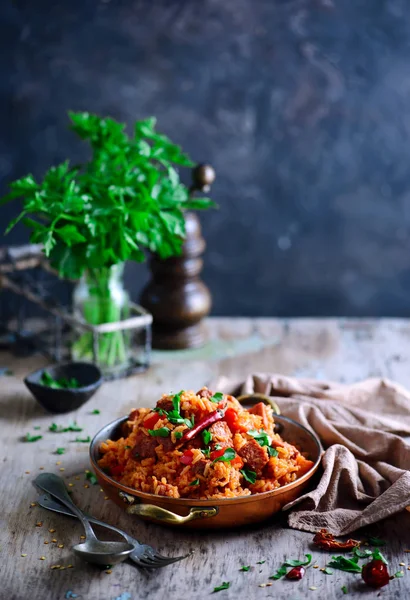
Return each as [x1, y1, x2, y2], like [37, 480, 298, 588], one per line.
[72, 264, 131, 375]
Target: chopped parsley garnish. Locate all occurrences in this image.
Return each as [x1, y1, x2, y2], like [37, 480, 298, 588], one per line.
[148, 427, 170, 437]
[367, 536, 386, 547]
[327, 555, 361, 573]
[124, 445, 132, 449]
[248, 429, 270, 447]
[323, 567, 333, 575]
[91, 409, 100, 415]
[202, 447, 210, 458]
[212, 582, 230, 593]
[24, 433, 42, 442]
[395, 571, 404, 578]
[154, 408, 167, 416]
[49, 422, 83, 433]
[341, 586, 348, 594]
[73, 436, 91, 443]
[256, 560, 266, 564]
[371, 549, 388, 564]
[85, 470, 98, 485]
[212, 448, 236, 463]
[189, 479, 200, 486]
[202, 429, 212, 445]
[40, 371, 81, 389]
[174, 431, 183, 440]
[240, 468, 257, 484]
[267, 446, 279, 457]
[214, 443, 222, 450]
[209, 392, 224, 403]
[270, 565, 287, 580]
[33, 426, 41, 430]
[172, 392, 183, 413]
[55, 448, 66, 455]
[239, 565, 250, 571]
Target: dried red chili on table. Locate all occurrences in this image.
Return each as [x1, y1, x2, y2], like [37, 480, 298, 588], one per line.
[313, 528, 360, 551]
[286, 566, 305, 580]
[362, 559, 390, 588]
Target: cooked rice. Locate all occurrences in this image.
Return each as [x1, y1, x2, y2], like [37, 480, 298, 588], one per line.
[98, 388, 314, 499]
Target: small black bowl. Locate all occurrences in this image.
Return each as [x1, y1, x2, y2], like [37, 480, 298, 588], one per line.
[24, 361, 103, 414]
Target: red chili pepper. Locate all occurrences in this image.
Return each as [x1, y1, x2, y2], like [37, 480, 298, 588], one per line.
[362, 560, 390, 588]
[286, 566, 305, 580]
[180, 449, 194, 465]
[180, 408, 225, 443]
[143, 412, 160, 429]
[313, 529, 360, 551]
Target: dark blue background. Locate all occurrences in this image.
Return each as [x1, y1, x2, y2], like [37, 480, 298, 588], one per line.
[1, 0, 410, 318]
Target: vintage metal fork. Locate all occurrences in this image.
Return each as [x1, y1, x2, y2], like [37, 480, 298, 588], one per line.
[37, 493, 191, 568]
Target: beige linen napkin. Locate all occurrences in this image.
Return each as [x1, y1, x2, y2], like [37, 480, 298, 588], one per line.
[218, 374, 410, 535]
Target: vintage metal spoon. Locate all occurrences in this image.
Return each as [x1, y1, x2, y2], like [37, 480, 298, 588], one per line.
[34, 473, 134, 566]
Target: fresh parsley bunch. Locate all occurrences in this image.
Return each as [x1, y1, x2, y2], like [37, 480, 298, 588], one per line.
[1, 112, 214, 279]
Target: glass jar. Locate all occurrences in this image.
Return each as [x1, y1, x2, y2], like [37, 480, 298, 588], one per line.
[72, 264, 131, 374]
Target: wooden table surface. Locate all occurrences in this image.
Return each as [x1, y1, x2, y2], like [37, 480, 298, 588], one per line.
[2, 317, 410, 600]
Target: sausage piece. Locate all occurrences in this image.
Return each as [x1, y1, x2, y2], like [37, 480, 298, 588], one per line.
[132, 431, 158, 459]
[238, 438, 269, 474]
[196, 387, 214, 400]
[248, 402, 269, 429]
[208, 421, 233, 446]
[156, 396, 174, 412]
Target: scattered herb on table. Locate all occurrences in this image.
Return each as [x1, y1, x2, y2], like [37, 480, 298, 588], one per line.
[240, 468, 257, 484]
[73, 436, 91, 443]
[212, 448, 236, 463]
[322, 567, 333, 575]
[394, 571, 404, 578]
[212, 582, 230, 593]
[352, 547, 372, 559]
[49, 422, 83, 433]
[91, 409, 100, 415]
[40, 371, 81, 390]
[327, 556, 361, 573]
[367, 536, 386, 547]
[24, 433, 42, 442]
[239, 565, 251, 572]
[371, 549, 388, 564]
[189, 479, 200, 486]
[256, 560, 266, 565]
[270, 565, 288, 580]
[55, 448, 66, 455]
[283, 554, 312, 567]
[85, 471, 98, 485]
[341, 586, 348, 594]
[148, 427, 170, 437]
[267, 446, 279, 457]
[247, 429, 270, 447]
[33, 426, 41, 430]
[209, 392, 224, 403]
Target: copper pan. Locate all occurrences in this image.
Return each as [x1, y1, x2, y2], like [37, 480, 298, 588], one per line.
[89, 394, 323, 528]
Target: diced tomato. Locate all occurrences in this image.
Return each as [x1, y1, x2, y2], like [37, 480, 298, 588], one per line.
[224, 407, 248, 433]
[180, 449, 194, 465]
[210, 447, 227, 461]
[110, 464, 124, 477]
[143, 412, 160, 429]
[231, 456, 244, 469]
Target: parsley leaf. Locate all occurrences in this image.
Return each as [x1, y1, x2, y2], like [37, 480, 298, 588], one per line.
[212, 448, 236, 463]
[372, 549, 388, 564]
[202, 429, 212, 445]
[40, 371, 81, 390]
[267, 446, 279, 457]
[91, 409, 100, 415]
[172, 391, 183, 414]
[270, 565, 288, 580]
[213, 582, 230, 593]
[85, 470, 98, 485]
[248, 429, 270, 447]
[209, 392, 224, 403]
[256, 560, 266, 565]
[341, 586, 348, 594]
[283, 554, 312, 567]
[327, 556, 361, 573]
[189, 479, 200, 486]
[55, 448, 66, 455]
[148, 427, 170, 437]
[33, 426, 41, 430]
[73, 436, 91, 443]
[367, 536, 386, 547]
[202, 447, 210, 458]
[49, 422, 83, 433]
[239, 565, 251, 571]
[240, 468, 257, 484]
[323, 567, 333, 575]
[24, 433, 42, 442]
[352, 547, 372, 559]
[395, 571, 404, 578]
[174, 431, 183, 440]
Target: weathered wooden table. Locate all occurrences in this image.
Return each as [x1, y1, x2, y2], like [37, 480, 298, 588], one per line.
[2, 318, 410, 600]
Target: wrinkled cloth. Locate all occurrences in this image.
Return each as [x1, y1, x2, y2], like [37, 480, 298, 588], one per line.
[217, 373, 410, 535]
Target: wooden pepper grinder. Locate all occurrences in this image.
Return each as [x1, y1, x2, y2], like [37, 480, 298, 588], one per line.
[140, 164, 215, 350]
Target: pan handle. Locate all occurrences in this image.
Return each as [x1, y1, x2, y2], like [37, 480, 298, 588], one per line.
[236, 392, 280, 415]
[119, 492, 218, 525]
